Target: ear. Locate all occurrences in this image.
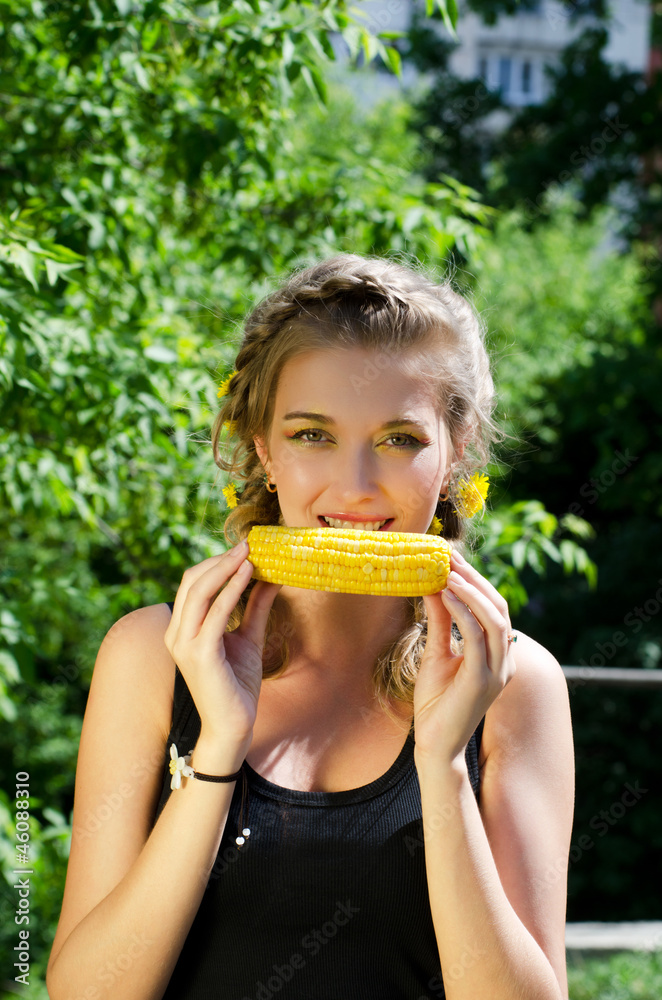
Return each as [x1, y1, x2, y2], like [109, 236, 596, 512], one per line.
[444, 429, 466, 479]
[454, 439, 467, 465]
[253, 436, 270, 476]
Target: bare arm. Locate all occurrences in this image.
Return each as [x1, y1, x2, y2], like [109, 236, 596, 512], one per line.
[413, 551, 573, 1000]
[416, 635, 573, 1000]
[47, 543, 281, 1000]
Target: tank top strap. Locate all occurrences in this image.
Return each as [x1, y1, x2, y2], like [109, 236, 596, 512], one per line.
[152, 604, 202, 824]
[465, 714, 485, 801]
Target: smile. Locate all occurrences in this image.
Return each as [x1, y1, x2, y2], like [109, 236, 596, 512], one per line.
[319, 516, 394, 531]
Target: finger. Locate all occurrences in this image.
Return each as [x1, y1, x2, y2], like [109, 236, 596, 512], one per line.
[422, 590, 453, 658]
[168, 542, 248, 633]
[197, 562, 273, 641]
[441, 588, 484, 647]
[175, 543, 250, 641]
[444, 573, 511, 674]
[236, 580, 283, 649]
[450, 550, 510, 620]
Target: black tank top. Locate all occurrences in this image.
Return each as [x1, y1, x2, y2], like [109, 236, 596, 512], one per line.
[154, 604, 484, 1000]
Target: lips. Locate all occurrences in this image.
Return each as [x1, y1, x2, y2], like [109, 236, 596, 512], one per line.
[319, 516, 394, 531]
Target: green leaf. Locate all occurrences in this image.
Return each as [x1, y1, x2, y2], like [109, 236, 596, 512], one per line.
[300, 64, 327, 104]
[44, 258, 82, 286]
[511, 538, 527, 570]
[383, 45, 402, 78]
[11, 247, 39, 289]
[144, 344, 179, 363]
[0, 651, 20, 684]
[133, 60, 150, 92]
[426, 0, 458, 37]
[282, 33, 296, 67]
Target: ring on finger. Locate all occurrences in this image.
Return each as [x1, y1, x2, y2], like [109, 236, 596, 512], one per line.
[507, 631, 517, 646]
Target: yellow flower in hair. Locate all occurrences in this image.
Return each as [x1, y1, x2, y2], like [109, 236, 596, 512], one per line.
[426, 516, 443, 536]
[223, 420, 237, 436]
[222, 483, 238, 509]
[217, 370, 237, 399]
[456, 472, 489, 518]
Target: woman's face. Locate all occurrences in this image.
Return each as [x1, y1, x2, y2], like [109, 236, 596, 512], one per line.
[254, 347, 454, 534]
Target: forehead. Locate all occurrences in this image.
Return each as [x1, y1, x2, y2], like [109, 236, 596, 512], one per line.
[274, 347, 440, 420]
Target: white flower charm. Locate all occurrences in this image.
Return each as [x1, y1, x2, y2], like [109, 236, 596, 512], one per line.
[169, 743, 194, 790]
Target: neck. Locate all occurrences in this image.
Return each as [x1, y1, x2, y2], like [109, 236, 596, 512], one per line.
[272, 587, 412, 678]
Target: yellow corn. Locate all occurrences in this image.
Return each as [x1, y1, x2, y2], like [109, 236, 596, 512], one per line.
[246, 525, 451, 596]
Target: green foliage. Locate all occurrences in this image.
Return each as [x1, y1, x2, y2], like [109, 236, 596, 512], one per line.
[469, 500, 596, 614]
[568, 950, 662, 1000]
[407, 17, 661, 255]
[467, 195, 651, 447]
[491, 27, 657, 229]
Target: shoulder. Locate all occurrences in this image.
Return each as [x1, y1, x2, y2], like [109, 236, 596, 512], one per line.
[103, 600, 173, 645]
[481, 630, 572, 767]
[88, 602, 176, 744]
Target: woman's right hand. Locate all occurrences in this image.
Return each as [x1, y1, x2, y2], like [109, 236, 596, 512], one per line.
[164, 540, 281, 755]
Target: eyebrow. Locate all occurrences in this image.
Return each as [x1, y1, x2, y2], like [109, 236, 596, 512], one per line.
[282, 411, 429, 431]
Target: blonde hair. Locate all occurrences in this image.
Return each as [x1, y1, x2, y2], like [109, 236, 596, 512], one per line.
[212, 253, 499, 718]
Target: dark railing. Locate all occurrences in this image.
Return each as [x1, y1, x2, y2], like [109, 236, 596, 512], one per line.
[561, 667, 662, 689]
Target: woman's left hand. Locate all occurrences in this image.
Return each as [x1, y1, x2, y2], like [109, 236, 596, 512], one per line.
[413, 549, 517, 764]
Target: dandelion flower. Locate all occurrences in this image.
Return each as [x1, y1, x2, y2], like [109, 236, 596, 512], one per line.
[169, 743, 194, 790]
[217, 369, 237, 399]
[223, 420, 237, 436]
[427, 516, 443, 536]
[222, 483, 238, 509]
[456, 472, 489, 518]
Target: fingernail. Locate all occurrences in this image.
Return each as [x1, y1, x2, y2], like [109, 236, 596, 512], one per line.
[443, 588, 461, 601]
[449, 570, 463, 585]
[452, 550, 465, 562]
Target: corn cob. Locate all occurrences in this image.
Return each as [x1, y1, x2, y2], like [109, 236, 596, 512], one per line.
[246, 525, 451, 596]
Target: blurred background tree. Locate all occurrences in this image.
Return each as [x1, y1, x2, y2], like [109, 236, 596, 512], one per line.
[403, 0, 662, 924]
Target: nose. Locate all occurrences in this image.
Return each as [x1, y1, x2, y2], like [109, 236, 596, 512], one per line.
[332, 446, 379, 503]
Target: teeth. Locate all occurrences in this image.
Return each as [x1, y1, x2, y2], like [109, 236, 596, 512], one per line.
[322, 516, 388, 531]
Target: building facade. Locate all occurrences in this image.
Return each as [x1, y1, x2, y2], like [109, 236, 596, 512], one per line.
[343, 0, 651, 107]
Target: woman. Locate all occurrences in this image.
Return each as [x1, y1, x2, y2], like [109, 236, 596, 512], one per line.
[47, 254, 574, 1000]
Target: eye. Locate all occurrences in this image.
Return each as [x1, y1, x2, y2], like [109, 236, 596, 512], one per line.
[288, 428, 329, 445]
[385, 433, 421, 448]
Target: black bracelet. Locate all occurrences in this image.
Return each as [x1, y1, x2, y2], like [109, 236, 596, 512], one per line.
[192, 767, 243, 783]
[169, 744, 250, 847]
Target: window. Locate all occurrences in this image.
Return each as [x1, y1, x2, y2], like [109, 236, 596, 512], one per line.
[522, 60, 532, 94]
[499, 57, 511, 96]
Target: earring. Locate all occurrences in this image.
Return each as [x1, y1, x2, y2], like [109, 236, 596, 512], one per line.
[438, 489, 450, 502]
[264, 474, 277, 493]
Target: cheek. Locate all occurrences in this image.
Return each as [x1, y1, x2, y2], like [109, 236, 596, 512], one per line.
[272, 450, 324, 490]
[408, 449, 445, 489]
